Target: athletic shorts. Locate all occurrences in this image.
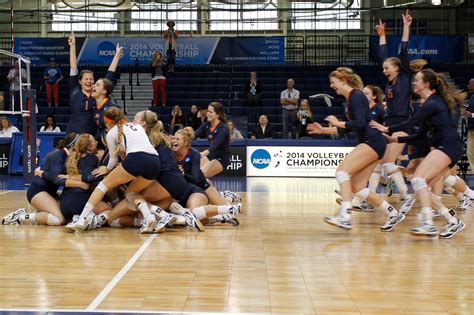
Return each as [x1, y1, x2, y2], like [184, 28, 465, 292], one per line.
[122, 152, 161, 180]
[178, 184, 206, 208]
[409, 139, 432, 160]
[364, 134, 387, 160]
[208, 153, 231, 170]
[60, 189, 90, 221]
[157, 169, 190, 202]
[26, 177, 58, 203]
[437, 140, 464, 168]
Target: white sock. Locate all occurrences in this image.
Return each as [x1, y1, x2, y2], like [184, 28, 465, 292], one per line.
[217, 205, 231, 215]
[208, 215, 224, 225]
[110, 218, 122, 228]
[439, 207, 458, 224]
[463, 187, 474, 199]
[137, 202, 152, 220]
[368, 172, 381, 192]
[150, 205, 164, 219]
[378, 200, 398, 216]
[421, 207, 433, 224]
[79, 203, 94, 221]
[46, 213, 61, 225]
[391, 172, 408, 199]
[457, 192, 464, 201]
[19, 212, 36, 224]
[339, 201, 352, 219]
[173, 215, 186, 226]
[133, 216, 143, 227]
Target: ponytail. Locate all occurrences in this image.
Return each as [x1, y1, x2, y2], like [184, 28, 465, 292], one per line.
[141, 110, 171, 147]
[420, 69, 467, 112]
[103, 107, 126, 155]
[66, 134, 93, 176]
[330, 67, 364, 90]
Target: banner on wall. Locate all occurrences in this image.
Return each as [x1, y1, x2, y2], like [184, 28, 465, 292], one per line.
[247, 146, 354, 178]
[369, 35, 465, 63]
[15, 37, 285, 65]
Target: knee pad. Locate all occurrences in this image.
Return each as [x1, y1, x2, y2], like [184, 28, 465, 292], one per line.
[443, 175, 457, 188]
[354, 188, 370, 201]
[374, 164, 382, 173]
[335, 171, 351, 184]
[97, 181, 109, 194]
[383, 162, 398, 175]
[125, 192, 137, 203]
[411, 177, 428, 193]
[47, 214, 61, 226]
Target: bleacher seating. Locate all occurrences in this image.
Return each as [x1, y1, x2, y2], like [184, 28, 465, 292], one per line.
[2, 64, 474, 138]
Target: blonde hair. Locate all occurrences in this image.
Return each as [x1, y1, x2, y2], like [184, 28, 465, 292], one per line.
[299, 99, 313, 118]
[410, 59, 428, 73]
[419, 69, 467, 112]
[329, 67, 364, 90]
[176, 127, 195, 148]
[66, 134, 93, 176]
[103, 107, 126, 156]
[140, 110, 171, 148]
[384, 57, 402, 73]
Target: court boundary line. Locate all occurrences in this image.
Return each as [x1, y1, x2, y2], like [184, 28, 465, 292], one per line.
[86, 233, 158, 311]
[0, 190, 13, 195]
[0, 308, 235, 314]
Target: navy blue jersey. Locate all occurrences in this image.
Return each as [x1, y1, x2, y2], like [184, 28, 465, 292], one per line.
[176, 147, 207, 186]
[380, 42, 412, 121]
[340, 89, 381, 143]
[195, 121, 230, 160]
[41, 149, 68, 187]
[66, 71, 116, 135]
[93, 98, 120, 138]
[370, 103, 385, 124]
[63, 153, 101, 195]
[391, 94, 461, 147]
[155, 142, 179, 173]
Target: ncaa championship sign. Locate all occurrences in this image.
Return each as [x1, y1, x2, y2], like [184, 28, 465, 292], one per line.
[247, 146, 354, 177]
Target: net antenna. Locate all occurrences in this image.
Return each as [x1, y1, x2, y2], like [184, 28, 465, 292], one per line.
[0, 49, 31, 116]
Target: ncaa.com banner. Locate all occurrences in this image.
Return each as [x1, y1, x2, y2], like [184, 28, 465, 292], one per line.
[369, 35, 465, 63]
[247, 146, 354, 177]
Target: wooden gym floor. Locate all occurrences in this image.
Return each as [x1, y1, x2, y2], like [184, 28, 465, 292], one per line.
[0, 177, 473, 314]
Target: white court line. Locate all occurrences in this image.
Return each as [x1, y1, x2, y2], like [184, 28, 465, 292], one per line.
[0, 308, 249, 314]
[0, 190, 13, 195]
[86, 234, 158, 311]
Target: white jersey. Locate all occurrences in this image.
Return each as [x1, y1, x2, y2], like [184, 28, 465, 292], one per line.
[106, 122, 157, 170]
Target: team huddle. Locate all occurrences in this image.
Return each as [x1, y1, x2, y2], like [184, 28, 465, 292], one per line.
[307, 10, 471, 238]
[1, 33, 242, 234]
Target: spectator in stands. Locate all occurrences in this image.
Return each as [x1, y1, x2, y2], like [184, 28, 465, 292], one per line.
[150, 51, 167, 107]
[227, 120, 244, 140]
[251, 115, 276, 139]
[7, 61, 27, 111]
[464, 78, 474, 172]
[43, 58, 63, 108]
[199, 106, 208, 124]
[0, 91, 4, 110]
[170, 104, 186, 134]
[246, 71, 262, 125]
[0, 116, 19, 137]
[295, 99, 313, 139]
[164, 20, 178, 73]
[39, 115, 61, 133]
[280, 78, 299, 139]
[187, 104, 202, 131]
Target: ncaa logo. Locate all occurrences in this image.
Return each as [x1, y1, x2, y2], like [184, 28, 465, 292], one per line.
[97, 41, 117, 58]
[251, 149, 271, 169]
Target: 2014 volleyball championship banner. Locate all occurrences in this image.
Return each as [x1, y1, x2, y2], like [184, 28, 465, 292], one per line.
[369, 35, 464, 63]
[14, 36, 285, 65]
[247, 146, 354, 178]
